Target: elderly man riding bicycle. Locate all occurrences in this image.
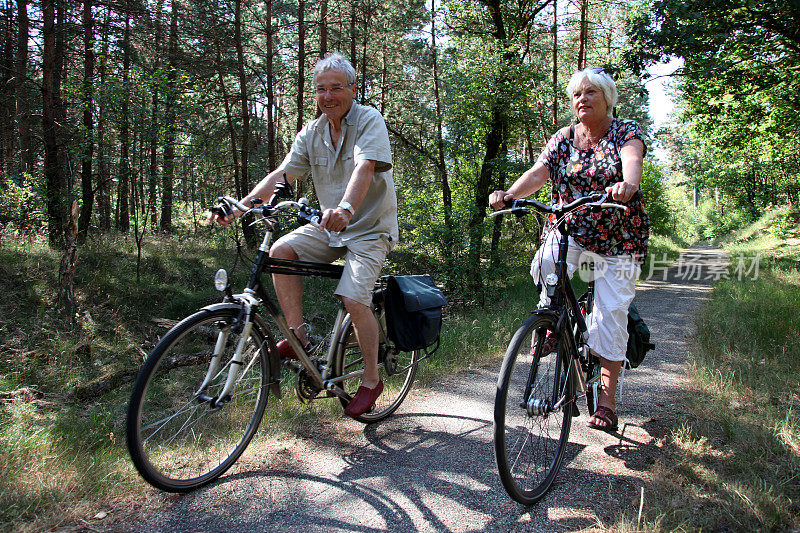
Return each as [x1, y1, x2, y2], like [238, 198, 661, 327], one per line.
[210, 52, 397, 417]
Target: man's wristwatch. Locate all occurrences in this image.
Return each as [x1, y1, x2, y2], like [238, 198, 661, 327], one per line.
[337, 201, 355, 216]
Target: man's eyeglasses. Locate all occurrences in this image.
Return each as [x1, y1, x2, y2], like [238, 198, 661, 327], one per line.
[315, 84, 354, 95]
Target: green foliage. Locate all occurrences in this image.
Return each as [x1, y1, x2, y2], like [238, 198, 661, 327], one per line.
[639, 161, 673, 236]
[625, 0, 800, 216]
[0, 176, 44, 229]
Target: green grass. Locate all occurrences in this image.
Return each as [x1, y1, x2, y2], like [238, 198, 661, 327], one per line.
[640, 232, 687, 280]
[639, 207, 800, 531]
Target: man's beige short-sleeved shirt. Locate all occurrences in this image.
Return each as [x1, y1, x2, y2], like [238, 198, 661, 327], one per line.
[278, 102, 398, 246]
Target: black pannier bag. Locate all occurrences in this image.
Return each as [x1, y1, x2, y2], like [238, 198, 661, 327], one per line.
[625, 302, 655, 369]
[383, 275, 447, 353]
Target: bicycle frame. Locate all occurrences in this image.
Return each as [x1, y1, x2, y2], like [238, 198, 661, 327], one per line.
[544, 220, 592, 396]
[494, 193, 623, 407]
[205, 201, 398, 405]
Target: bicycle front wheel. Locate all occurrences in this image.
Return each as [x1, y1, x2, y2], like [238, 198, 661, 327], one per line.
[333, 315, 419, 423]
[126, 305, 272, 492]
[494, 314, 574, 505]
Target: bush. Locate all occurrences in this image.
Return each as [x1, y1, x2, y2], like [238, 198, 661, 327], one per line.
[640, 162, 674, 236]
[0, 175, 43, 229]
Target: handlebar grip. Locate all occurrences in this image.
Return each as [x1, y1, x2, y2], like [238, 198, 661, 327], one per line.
[211, 204, 233, 218]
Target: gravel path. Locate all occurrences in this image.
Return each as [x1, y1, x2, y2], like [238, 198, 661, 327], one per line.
[110, 246, 728, 533]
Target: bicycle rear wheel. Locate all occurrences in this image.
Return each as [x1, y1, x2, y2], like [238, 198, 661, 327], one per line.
[333, 315, 419, 423]
[126, 305, 272, 492]
[494, 314, 574, 505]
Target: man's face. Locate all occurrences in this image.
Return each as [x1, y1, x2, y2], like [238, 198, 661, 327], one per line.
[315, 70, 355, 126]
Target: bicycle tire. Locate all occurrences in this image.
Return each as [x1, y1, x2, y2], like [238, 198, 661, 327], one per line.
[333, 315, 419, 423]
[126, 305, 272, 492]
[494, 314, 574, 505]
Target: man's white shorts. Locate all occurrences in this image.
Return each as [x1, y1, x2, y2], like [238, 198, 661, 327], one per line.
[275, 225, 393, 307]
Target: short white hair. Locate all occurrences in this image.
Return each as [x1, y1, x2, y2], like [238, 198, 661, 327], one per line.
[313, 52, 356, 86]
[566, 68, 618, 118]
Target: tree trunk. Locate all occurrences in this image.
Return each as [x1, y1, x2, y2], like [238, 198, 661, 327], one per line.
[490, 131, 508, 268]
[431, 0, 453, 260]
[42, 0, 67, 246]
[296, 0, 305, 133]
[77, 0, 94, 244]
[234, 0, 255, 244]
[319, 0, 328, 57]
[552, 0, 558, 125]
[160, 0, 178, 231]
[118, 14, 131, 233]
[234, 0, 249, 193]
[149, 0, 165, 227]
[359, 0, 370, 102]
[15, 0, 33, 177]
[577, 0, 588, 70]
[468, 106, 504, 298]
[2, 3, 14, 175]
[59, 200, 79, 326]
[96, 10, 111, 231]
[379, 47, 387, 114]
[265, 0, 275, 169]
[217, 47, 241, 199]
[350, 0, 357, 68]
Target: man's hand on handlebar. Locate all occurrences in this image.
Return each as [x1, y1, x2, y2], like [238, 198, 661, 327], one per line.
[320, 207, 352, 233]
[490, 190, 515, 210]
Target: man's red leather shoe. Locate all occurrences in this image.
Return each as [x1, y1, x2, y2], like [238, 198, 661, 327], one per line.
[276, 339, 311, 360]
[344, 379, 383, 417]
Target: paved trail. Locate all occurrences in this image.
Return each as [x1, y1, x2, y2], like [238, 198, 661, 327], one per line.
[113, 247, 728, 533]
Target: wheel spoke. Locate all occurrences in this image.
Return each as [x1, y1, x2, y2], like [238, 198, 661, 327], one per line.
[334, 318, 418, 423]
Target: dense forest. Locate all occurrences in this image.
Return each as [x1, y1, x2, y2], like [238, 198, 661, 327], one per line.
[1, 0, 798, 292]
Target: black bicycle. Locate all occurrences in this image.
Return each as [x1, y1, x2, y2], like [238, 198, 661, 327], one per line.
[126, 187, 424, 492]
[490, 193, 626, 505]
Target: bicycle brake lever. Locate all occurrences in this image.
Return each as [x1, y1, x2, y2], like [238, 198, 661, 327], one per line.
[491, 207, 530, 218]
[599, 202, 629, 212]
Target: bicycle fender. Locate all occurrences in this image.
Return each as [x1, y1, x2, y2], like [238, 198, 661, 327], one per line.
[200, 302, 282, 399]
[529, 308, 560, 322]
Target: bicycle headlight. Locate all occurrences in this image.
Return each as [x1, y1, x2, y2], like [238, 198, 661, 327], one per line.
[545, 273, 559, 287]
[214, 268, 229, 291]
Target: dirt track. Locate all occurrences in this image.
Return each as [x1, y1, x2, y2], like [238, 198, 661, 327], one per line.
[96, 246, 728, 532]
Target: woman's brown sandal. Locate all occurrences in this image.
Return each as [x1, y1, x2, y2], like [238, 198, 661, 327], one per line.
[587, 405, 618, 432]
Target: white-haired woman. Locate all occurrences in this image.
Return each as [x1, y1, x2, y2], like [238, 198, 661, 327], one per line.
[490, 68, 650, 432]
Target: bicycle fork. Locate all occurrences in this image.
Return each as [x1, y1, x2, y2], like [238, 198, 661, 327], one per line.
[196, 300, 261, 408]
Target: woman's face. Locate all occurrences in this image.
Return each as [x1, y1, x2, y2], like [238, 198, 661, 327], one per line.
[572, 80, 608, 123]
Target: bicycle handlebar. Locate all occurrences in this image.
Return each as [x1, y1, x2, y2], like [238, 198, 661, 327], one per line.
[212, 196, 324, 228]
[490, 193, 628, 219]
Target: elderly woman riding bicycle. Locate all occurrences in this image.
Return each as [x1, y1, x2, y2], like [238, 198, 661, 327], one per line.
[490, 67, 650, 432]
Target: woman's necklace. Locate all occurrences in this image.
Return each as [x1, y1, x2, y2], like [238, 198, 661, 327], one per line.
[580, 122, 610, 151]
